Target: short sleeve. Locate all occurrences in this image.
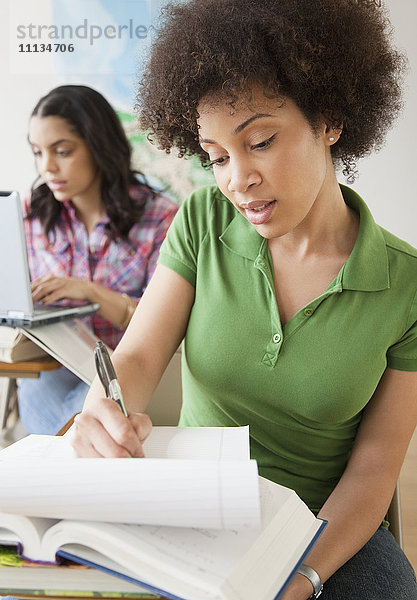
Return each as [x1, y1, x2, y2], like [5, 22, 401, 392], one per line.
[387, 289, 417, 371]
[157, 186, 217, 287]
[142, 194, 179, 287]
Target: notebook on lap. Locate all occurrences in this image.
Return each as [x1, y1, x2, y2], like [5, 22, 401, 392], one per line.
[0, 190, 99, 328]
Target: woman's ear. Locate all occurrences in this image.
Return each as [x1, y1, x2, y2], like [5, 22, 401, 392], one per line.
[321, 110, 343, 145]
[324, 121, 343, 146]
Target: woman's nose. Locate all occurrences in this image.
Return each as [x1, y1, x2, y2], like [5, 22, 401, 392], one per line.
[227, 160, 261, 194]
[40, 153, 57, 174]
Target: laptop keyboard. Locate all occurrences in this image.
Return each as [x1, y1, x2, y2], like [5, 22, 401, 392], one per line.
[33, 304, 63, 313]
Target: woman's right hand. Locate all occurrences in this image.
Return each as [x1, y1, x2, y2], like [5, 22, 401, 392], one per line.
[31, 274, 92, 304]
[69, 396, 152, 458]
[69, 265, 194, 458]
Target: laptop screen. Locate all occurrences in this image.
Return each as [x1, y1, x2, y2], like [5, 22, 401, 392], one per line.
[0, 190, 34, 316]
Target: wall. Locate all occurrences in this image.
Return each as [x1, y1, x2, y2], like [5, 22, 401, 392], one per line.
[351, 1, 417, 244]
[0, 0, 416, 243]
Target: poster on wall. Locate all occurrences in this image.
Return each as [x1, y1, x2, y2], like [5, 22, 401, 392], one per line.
[2, 0, 213, 200]
[9, 0, 156, 102]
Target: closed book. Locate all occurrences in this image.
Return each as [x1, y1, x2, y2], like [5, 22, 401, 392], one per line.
[0, 544, 161, 599]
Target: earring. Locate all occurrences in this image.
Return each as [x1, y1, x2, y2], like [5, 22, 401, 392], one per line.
[329, 136, 335, 142]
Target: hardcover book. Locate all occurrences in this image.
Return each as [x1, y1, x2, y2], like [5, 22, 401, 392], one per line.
[0, 427, 326, 600]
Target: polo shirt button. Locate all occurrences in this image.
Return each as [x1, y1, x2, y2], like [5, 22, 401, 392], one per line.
[273, 333, 281, 343]
[304, 307, 314, 317]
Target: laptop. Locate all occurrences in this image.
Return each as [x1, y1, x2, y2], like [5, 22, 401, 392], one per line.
[0, 190, 99, 328]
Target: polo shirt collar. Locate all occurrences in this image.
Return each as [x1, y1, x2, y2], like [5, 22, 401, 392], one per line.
[340, 185, 389, 291]
[219, 206, 263, 261]
[219, 184, 390, 291]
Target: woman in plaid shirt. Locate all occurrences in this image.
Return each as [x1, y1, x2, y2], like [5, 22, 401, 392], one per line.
[18, 85, 178, 434]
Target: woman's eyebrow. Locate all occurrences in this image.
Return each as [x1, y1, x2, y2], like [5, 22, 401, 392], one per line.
[233, 113, 274, 135]
[28, 138, 73, 148]
[199, 113, 274, 144]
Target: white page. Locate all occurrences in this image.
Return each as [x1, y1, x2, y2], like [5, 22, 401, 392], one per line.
[0, 427, 259, 529]
[0, 459, 259, 529]
[46, 478, 308, 600]
[0, 426, 250, 461]
[225, 478, 323, 599]
[142, 425, 250, 460]
[0, 513, 59, 559]
[46, 508, 267, 595]
[0, 434, 76, 460]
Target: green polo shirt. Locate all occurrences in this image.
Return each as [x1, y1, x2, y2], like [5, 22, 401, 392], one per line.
[158, 184, 417, 511]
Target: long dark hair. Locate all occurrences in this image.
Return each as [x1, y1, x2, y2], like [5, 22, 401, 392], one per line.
[29, 84, 154, 240]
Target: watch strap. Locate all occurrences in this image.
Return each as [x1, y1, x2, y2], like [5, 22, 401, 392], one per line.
[297, 564, 323, 598]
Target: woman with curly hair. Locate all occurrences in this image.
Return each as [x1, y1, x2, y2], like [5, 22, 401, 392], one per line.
[19, 84, 178, 434]
[73, 2, 417, 598]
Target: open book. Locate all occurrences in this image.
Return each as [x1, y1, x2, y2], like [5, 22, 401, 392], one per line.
[0, 428, 326, 600]
[19, 318, 99, 383]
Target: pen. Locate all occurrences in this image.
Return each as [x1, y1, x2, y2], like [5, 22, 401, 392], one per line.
[94, 340, 129, 417]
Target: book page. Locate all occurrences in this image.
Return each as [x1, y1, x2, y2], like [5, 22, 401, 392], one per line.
[44, 508, 268, 598]
[0, 513, 58, 559]
[224, 479, 324, 599]
[0, 327, 48, 362]
[0, 427, 259, 530]
[0, 326, 20, 347]
[0, 426, 250, 461]
[47, 478, 315, 600]
[20, 319, 99, 384]
[0, 458, 259, 529]
[0, 435, 76, 460]
[142, 426, 250, 460]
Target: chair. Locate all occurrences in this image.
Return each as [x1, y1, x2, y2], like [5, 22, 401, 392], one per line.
[0, 357, 61, 435]
[57, 350, 183, 436]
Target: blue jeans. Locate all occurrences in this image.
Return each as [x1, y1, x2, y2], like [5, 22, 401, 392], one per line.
[18, 366, 89, 435]
[321, 526, 417, 598]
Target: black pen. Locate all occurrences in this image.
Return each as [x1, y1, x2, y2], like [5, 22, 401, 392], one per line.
[94, 340, 129, 417]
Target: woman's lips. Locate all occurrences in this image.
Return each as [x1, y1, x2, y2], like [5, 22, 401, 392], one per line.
[47, 180, 67, 191]
[241, 200, 277, 225]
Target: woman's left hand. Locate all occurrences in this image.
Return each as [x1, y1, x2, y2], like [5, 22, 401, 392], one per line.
[31, 274, 92, 304]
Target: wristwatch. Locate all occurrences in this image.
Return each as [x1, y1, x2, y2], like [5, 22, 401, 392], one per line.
[297, 564, 323, 598]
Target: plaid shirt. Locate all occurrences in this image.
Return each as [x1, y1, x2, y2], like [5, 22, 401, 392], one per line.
[23, 185, 178, 348]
